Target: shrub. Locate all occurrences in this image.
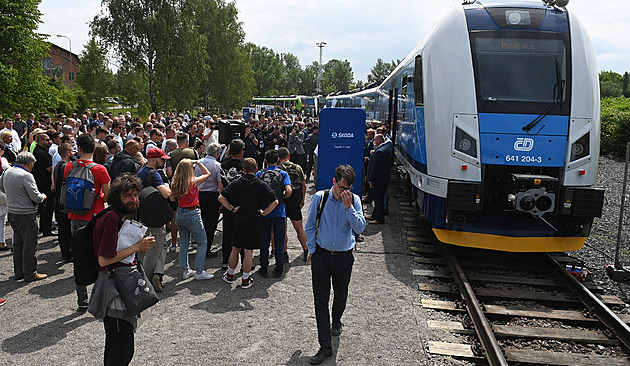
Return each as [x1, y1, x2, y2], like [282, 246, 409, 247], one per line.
[601, 97, 630, 156]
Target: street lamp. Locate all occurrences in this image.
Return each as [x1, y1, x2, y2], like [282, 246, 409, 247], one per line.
[57, 34, 72, 86]
[316, 42, 326, 94]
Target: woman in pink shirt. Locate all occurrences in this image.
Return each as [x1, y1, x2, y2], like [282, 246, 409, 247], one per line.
[170, 159, 213, 280]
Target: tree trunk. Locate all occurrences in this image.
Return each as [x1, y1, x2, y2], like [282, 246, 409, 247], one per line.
[148, 54, 157, 113]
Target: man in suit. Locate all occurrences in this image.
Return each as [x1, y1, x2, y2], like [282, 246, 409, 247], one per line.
[365, 134, 392, 224]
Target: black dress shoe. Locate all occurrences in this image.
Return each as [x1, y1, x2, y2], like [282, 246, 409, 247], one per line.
[309, 347, 333, 365]
[41, 231, 57, 237]
[259, 267, 268, 277]
[205, 250, 218, 258]
[331, 322, 343, 336]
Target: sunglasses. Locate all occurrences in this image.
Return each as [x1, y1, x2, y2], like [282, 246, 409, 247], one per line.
[337, 181, 352, 192]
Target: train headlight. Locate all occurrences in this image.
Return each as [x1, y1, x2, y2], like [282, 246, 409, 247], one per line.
[570, 133, 590, 162]
[519, 195, 536, 211]
[505, 10, 531, 25]
[536, 196, 553, 212]
[571, 143, 584, 156]
[459, 138, 472, 152]
[454, 128, 477, 158]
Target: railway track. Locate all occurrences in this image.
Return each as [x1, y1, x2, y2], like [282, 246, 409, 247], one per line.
[387, 180, 630, 365]
[407, 228, 630, 365]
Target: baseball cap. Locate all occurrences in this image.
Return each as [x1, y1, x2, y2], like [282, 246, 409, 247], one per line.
[146, 147, 171, 159]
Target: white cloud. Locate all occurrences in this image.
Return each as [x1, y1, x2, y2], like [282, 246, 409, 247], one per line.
[38, 0, 630, 83]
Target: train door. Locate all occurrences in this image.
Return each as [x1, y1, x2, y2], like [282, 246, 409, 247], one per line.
[387, 89, 393, 128]
[392, 87, 398, 145]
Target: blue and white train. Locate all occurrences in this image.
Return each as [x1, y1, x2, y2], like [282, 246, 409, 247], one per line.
[371, 0, 603, 252]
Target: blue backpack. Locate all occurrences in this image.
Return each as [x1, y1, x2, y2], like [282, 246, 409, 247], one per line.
[60, 161, 99, 215]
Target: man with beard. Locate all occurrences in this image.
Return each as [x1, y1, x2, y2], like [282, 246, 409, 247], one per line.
[136, 148, 171, 292]
[88, 173, 155, 366]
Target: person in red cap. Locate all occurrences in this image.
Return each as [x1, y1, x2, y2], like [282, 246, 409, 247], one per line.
[136, 147, 172, 292]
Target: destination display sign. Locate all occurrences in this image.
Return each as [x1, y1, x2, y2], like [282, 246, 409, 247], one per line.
[476, 38, 565, 54]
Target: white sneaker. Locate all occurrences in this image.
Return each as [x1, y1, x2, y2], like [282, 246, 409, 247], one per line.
[182, 269, 195, 280]
[194, 270, 214, 280]
[168, 245, 177, 253]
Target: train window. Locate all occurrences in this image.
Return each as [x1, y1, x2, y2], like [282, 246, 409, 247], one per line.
[414, 56, 424, 106]
[474, 37, 566, 104]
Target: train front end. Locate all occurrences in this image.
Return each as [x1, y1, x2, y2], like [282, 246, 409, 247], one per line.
[424, 0, 603, 252]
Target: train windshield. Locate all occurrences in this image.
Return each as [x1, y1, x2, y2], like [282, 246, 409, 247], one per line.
[474, 37, 567, 103]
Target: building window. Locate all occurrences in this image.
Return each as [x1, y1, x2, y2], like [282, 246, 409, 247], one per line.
[42, 57, 53, 76]
[69, 71, 74, 81]
[55, 65, 63, 78]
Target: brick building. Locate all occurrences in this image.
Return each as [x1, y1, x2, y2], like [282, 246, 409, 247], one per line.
[42, 43, 80, 87]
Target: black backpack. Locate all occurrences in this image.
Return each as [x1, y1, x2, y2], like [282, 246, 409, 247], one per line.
[72, 207, 119, 286]
[279, 162, 303, 204]
[260, 168, 284, 205]
[316, 190, 330, 237]
[137, 169, 174, 228]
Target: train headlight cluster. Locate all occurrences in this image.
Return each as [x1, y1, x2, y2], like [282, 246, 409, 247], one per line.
[505, 10, 531, 25]
[454, 128, 477, 158]
[510, 188, 556, 217]
[570, 133, 590, 162]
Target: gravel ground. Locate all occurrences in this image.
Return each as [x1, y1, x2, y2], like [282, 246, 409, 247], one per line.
[574, 156, 630, 309]
[0, 181, 431, 366]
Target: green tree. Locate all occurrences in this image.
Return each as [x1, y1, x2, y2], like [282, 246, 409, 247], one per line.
[323, 59, 354, 94]
[91, 0, 206, 112]
[0, 0, 55, 115]
[47, 74, 88, 115]
[246, 43, 285, 96]
[623, 72, 629, 98]
[367, 58, 400, 84]
[300, 62, 319, 95]
[280, 53, 302, 94]
[196, 0, 255, 112]
[77, 38, 113, 110]
[114, 64, 150, 115]
[600, 71, 623, 98]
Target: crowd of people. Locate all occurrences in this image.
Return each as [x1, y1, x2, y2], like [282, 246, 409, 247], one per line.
[0, 108, 394, 365]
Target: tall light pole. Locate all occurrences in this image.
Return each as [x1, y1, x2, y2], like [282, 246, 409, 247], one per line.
[316, 42, 326, 94]
[57, 34, 72, 86]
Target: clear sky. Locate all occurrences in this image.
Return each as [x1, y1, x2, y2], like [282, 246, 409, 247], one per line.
[39, 0, 629, 83]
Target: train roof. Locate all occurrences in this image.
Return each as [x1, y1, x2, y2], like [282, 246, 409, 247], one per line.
[467, 0, 552, 10]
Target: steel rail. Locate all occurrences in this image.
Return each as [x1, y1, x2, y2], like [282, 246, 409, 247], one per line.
[546, 253, 630, 349]
[443, 245, 508, 366]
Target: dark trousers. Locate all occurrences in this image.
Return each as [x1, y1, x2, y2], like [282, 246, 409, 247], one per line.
[199, 191, 220, 248]
[38, 195, 54, 233]
[72, 219, 89, 308]
[103, 316, 134, 366]
[371, 183, 388, 222]
[8, 213, 39, 279]
[222, 211, 235, 265]
[306, 151, 315, 178]
[260, 217, 285, 270]
[311, 246, 354, 348]
[56, 208, 72, 260]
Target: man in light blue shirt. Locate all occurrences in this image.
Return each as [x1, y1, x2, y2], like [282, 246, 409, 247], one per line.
[304, 165, 365, 364]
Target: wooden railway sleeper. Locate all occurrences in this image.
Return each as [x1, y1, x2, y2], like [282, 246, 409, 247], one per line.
[444, 245, 508, 366]
[546, 253, 630, 350]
